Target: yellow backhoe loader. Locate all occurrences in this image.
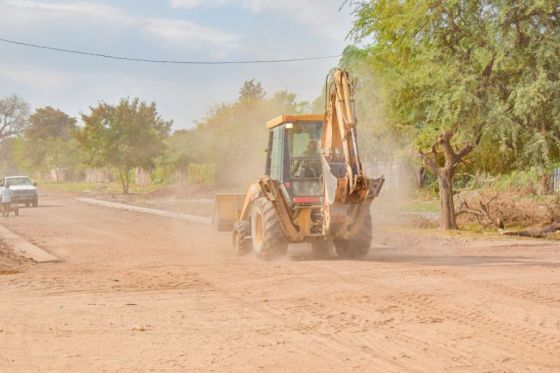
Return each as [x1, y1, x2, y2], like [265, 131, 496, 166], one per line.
[213, 69, 384, 259]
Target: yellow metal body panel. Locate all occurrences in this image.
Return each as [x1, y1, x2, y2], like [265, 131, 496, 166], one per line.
[266, 114, 324, 129]
[294, 208, 314, 237]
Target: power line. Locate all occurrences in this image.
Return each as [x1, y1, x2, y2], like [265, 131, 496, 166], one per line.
[0, 37, 342, 65]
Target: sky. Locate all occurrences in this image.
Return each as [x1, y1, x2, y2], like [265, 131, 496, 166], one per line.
[0, 0, 354, 129]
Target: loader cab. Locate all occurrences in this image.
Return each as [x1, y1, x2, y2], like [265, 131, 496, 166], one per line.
[265, 115, 324, 205]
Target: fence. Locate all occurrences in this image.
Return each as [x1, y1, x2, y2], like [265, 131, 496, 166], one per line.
[552, 168, 560, 193]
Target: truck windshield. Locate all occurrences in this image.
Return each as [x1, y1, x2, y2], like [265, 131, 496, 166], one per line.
[287, 121, 323, 197]
[6, 177, 32, 186]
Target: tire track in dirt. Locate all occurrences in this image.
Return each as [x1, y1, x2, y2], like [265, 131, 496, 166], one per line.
[4, 268, 212, 295]
[284, 260, 560, 369]
[196, 261, 452, 371]
[190, 276, 409, 371]
[200, 264, 413, 371]
[196, 262, 491, 370]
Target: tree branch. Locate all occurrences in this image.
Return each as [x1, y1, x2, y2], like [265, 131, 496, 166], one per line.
[418, 148, 439, 175]
[437, 131, 458, 167]
[456, 143, 475, 160]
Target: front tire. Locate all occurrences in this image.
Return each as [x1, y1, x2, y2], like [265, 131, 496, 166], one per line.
[334, 210, 372, 259]
[32, 199, 38, 208]
[251, 197, 288, 259]
[232, 221, 252, 256]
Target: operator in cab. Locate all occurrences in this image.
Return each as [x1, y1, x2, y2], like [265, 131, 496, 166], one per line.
[302, 139, 320, 157]
[296, 139, 321, 178]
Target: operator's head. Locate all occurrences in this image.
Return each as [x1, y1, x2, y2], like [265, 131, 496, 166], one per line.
[308, 139, 318, 153]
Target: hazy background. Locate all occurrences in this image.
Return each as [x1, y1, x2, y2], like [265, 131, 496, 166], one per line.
[0, 0, 353, 129]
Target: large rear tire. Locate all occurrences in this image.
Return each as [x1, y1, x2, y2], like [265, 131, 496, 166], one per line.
[251, 197, 288, 259]
[232, 221, 252, 256]
[334, 210, 372, 259]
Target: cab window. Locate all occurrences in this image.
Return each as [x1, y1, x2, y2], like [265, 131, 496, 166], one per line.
[268, 126, 284, 181]
[286, 121, 323, 196]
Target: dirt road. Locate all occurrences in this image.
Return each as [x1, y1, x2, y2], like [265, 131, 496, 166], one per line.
[1, 194, 559, 372]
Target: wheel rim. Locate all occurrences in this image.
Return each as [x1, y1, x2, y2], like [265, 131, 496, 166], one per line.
[255, 213, 263, 245]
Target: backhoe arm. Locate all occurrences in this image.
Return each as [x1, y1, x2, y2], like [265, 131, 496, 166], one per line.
[321, 69, 370, 205]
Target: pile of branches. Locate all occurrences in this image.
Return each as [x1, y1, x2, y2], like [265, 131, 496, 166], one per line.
[455, 190, 560, 238]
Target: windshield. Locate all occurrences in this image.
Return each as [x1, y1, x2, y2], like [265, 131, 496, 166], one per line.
[6, 177, 33, 186]
[288, 121, 322, 159]
[287, 121, 323, 196]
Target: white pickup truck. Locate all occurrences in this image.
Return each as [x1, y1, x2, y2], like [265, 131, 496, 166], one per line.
[2, 176, 38, 207]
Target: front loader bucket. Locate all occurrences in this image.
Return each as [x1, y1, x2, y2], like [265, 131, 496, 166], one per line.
[212, 193, 246, 232]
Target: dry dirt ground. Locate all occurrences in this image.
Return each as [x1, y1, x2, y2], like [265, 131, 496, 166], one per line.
[0, 194, 559, 372]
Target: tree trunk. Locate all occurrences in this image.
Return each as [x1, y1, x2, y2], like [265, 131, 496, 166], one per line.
[418, 167, 426, 188]
[540, 174, 551, 195]
[118, 169, 129, 194]
[125, 172, 130, 194]
[438, 168, 457, 230]
[419, 130, 479, 230]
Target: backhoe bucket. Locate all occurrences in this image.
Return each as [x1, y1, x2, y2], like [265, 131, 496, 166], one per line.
[213, 193, 245, 232]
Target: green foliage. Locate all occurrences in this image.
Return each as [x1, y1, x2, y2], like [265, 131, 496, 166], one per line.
[349, 0, 560, 227]
[339, 45, 407, 163]
[16, 107, 82, 178]
[78, 97, 172, 193]
[160, 130, 197, 170]
[0, 96, 30, 176]
[27, 106, 76, 139]
[0, 138, 23, 175]
[239, 79, 266, 102]
[501, 2, 560, 172]
[493, 169, 541, 192]
[351, 0, 502, 148]
[188, 163, 216, 186]
[351, 0, 560, 172]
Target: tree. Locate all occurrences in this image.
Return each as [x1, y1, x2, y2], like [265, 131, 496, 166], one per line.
[27, 106, 76, 139]
[496, 2, 560, 193]
[21, 107, 79, 180]
[239, 79, 266, 101]
[272, 91, 311, 114]
[79, 98, 172, 193]
[351, 1, 509, 229]
[0, 138, 22, 175]
[0, 95, 30, 142]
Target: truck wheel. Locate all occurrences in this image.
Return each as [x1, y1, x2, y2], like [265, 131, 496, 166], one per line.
[25, 202, 30, 207]
[232, 221, 252, 256]
[311, 239, 333, 259]
[32, 199, 38, 208]
[251, 197, 288, 259]
[334, 210, 372, 259]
